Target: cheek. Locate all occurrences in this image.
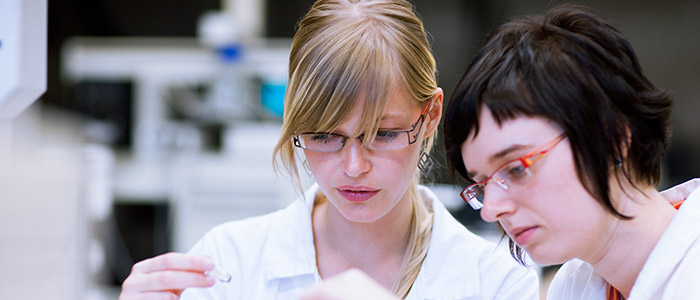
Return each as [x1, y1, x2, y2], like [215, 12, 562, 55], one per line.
[528, 167, 611, 253]
[397, 146, 422, 174]
[525, 152, 599, 229]
[305, 145, 421, 182]
[304, 152, 330, 178]
[377, 150, 420, 182]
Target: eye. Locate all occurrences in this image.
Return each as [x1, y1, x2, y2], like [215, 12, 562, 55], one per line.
[503, 160, 529, 180]
[374, 131, 401, 143]
[309, 133, 337, 144]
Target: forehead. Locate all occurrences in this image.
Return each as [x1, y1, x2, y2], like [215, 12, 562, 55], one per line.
[341, 83, 421, 131]
[461, 107, 560, 170]
[380, 84, 422, 116]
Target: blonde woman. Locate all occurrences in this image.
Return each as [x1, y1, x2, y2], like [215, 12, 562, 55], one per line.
[119, 0, 538, 299]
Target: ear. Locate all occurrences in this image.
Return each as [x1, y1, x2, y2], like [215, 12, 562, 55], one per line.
[615, 124, 632, 168]
[424, 88, 443, 137]
[622, 125, 632, 158]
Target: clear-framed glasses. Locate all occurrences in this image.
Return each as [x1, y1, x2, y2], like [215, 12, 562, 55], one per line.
[293, 100, 432, 152]
[461, 133, 567, 210]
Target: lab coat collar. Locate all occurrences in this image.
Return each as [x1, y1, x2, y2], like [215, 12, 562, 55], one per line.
[259, 184, 483, 299]
[409, 186, 481, 299]
[629, 185, 700, 297]
[261, 184, 320, 282]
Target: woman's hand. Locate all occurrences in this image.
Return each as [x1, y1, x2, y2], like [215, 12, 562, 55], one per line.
[301, 269, 398, 300]
[119, 252, 216, 300]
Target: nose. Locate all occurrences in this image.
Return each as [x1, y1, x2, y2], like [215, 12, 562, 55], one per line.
[341, 139, 371, 177]
[479, 183, 517, 222]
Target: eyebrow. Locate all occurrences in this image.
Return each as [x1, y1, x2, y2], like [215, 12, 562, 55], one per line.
[466, 144, 531, 179]
[377, 113, 412, 129]
[380, 112, 403, 121]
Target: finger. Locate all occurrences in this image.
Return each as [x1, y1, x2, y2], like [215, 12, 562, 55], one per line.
[132, 252, 214, 274]
[119, 290, 180, 300]
[300, 289, 341, 300]
[123, 270, 215, 293]
[301, 269, 397, 300]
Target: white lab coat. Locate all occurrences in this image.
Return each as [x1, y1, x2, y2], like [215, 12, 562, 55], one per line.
[181, 184, 539, 299]
[547, 180, 700, 299]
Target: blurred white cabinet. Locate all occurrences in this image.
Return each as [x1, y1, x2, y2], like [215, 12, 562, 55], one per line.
[170, 122, 310, 252]
[0, 148, 85, 299]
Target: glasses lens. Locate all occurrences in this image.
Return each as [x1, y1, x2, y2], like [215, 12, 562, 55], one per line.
[368, 131, 410, 151]
[369, 112, 424, 151]
[462, 184, 485, 210]
[494, 159, 532, 188]
[298, 133, 343, 152]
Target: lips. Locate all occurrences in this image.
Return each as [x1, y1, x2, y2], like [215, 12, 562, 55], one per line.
[508, 226, 539, 246]
[337, 186, 380, 202]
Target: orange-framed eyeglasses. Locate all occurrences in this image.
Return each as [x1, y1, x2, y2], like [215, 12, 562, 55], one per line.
[461, 133, 567, 210]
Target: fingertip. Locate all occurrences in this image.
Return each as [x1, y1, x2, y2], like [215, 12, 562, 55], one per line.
[206, 275, 216, 286]
[299, 290, 319, 300]
[203, 257, 215, 270]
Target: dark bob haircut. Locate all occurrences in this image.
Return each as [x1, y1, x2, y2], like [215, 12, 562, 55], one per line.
[443, 4, 672, 264]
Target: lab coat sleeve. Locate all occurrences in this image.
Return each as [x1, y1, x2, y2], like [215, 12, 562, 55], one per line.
[661, 251, 700, 299]
[494, 267, 540, 300]
[546, 262, 573, 300]
[180, 230, 243, 300]
[546, 259, 606, 300]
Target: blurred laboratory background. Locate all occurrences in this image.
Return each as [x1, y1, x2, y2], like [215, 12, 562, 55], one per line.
[1, 0, 699, 299]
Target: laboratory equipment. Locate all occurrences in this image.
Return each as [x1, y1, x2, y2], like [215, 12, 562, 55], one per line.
[0, 2, 89, 300]
[0, 0, 46, 119]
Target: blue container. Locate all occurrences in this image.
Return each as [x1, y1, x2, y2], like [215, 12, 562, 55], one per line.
[260, 82, 286, 118]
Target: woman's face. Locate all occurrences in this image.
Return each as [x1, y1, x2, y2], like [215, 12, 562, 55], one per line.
[304, 85, 442, 224]
[460, 107, 617, 265]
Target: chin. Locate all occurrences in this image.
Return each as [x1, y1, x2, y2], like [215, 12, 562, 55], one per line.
[341, 210, 384, 223]
[338, 205, 389, 223]
[530, 256, 563, 267]
[527, 248, 569, 266]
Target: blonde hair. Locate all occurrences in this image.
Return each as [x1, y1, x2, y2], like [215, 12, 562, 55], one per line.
[272, 0, 438, 297]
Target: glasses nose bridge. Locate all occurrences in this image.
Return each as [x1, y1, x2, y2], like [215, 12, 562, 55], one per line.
[480, 172, 508, 193]
[339, 134, 366, 151]
[480, 176, 510, 201]
[340, 136, 371, 177]
[491, 175, 510, 190]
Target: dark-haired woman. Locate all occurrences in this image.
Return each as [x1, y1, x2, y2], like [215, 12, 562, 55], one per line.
[444, 4, 700, 300]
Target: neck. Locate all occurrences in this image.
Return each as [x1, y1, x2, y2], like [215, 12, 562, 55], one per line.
[312, 188, 414, 288]
[583, 184, 676, 298]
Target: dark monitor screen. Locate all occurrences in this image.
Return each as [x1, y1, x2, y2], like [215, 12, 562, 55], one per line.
[49, 0, 315, 38]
